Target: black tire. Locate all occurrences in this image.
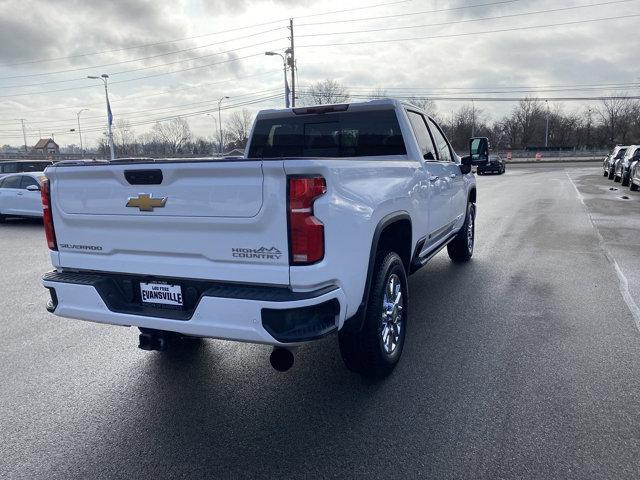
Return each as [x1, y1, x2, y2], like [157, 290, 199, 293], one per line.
[608, 168, 615, 180]
[0, 215, 5, 223]
[603, 170, 608, 177]
[447, 202, 475, 263]
[614, 172, 621, 183]
[621, 170, 630, 187]
[339, 251, 408, 379]
[631, 181, 639, 192]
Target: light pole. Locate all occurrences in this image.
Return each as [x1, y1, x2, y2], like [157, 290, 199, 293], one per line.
[76, 108, 88, 154]
[544, 100, 550, 149]
[205, 113, 218, 156]
[87, 74, 114, 160]
[265, 51, 290, 108]
[218, 96, 229, 156]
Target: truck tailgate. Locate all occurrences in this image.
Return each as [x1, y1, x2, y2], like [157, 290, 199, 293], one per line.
[47, 160, 290, 285]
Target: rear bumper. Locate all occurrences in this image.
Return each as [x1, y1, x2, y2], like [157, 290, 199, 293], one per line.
[42, 270, 346, 346]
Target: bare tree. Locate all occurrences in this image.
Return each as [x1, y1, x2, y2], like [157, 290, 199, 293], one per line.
[152, 117, 192, 154]
[227, 109, 254, 149]
[305, 79, 350, 105]
[596, 95, 632, 144]
[367, 87, 388, 100]
[406, 97, 437, 116]
[113, 119, 135, 156]
[513, 97, 544, 148]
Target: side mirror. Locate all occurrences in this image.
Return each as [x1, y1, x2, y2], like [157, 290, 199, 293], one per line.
[460, 156, 472, 174]
[26, 184, 40, 192]
[469, 137, 489, 165]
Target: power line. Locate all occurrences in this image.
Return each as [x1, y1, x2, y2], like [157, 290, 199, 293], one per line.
[0, 51, 271, 98]
[312, 92, 640, 101]
[297, 13, 640, 48]
[296, 0, 414, 19]
[0, 0, 416, 68]
[0, 37, 287, 90]
[0, 88, 283, 131]
[297, 0, 638, 38]
[0, 70, 280, 118]
[297, 0, 525, 26]
[0, 93, 284, 140]
[0, 27, 287, 81]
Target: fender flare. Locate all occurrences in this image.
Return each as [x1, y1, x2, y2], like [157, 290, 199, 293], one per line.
[342, 211, 411, 332]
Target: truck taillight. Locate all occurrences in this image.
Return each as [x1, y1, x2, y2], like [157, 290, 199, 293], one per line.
[41, 178, 57, 251]
[288, 176, 326, 265]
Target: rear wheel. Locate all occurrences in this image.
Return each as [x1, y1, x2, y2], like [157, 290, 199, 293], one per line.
[0, 215, 5, 223]
[603, 170, 608, 177]
[608, 168, 615, 180]
[339, 251, 408, 379]
[447, 202, 475, 263]
[621, 170, 630, 187]
[631, 180, 639, 192]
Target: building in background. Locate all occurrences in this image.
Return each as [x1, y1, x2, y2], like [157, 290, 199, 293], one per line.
[34, 138, 59, 156]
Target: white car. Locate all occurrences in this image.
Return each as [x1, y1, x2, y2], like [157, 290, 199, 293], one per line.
[0, 172, 45, 221]
[41, 100, 482, 378]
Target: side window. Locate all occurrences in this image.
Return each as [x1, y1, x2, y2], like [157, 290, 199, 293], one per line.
[2, 176, 22, 189]
[21, 176, 39, 189]
[426, 118, 453, 162]
[406, 111, 437, 160]
[2, 163, 18, 174]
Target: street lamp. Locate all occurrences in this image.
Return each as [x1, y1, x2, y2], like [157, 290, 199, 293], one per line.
[218, 96, 229, 156]
[87, 74, 114, 160]
[265, 51, 290, 108]
[205, 113, 218, 156]
[76, 108, 88, 154]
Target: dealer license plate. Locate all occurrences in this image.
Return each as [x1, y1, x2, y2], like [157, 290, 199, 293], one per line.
[140, 282, 184, 307]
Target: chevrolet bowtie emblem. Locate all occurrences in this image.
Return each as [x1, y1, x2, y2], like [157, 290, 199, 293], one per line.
[126, 194, 167, 212]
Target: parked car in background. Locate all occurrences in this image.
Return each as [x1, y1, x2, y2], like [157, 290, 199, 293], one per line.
[604, 146, 627, 179]
[0, 160, 53, 179]
[0, 172, 45, 221]
[477, 154, 505, 175]
[630, 159, 640, 192]
[614, 145, 640, 186]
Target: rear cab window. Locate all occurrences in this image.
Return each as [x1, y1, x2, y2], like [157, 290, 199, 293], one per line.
[247, 108, 406, 158]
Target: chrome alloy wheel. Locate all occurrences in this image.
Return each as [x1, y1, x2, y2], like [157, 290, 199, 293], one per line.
[467, 208, 475, 254]
[380, 274, 403, 355]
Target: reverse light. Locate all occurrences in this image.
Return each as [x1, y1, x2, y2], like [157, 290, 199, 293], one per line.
[41, 178, 57, 250]
[288, 176, 326, 265]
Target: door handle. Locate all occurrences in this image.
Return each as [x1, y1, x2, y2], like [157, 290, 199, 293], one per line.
[449, 174, 457, 178]
[429, 176, 439, 182]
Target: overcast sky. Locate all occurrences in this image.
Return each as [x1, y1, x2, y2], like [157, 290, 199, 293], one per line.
[0, 0, 638, 149]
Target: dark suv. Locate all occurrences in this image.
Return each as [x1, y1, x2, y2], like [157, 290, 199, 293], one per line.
[477, 154, 505, 175]
[0, 160, 53, 178]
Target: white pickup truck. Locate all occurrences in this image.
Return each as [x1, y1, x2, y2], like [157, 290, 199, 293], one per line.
[41, 99, 486, 378]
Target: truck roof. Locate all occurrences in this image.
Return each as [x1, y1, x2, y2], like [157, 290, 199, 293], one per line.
[256, 98, 409, 119]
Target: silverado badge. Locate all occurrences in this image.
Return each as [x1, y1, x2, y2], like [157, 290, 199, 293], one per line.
[126, 194, 167, 212]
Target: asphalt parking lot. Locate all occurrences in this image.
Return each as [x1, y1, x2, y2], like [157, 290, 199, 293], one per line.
[1, 162, 639, 479]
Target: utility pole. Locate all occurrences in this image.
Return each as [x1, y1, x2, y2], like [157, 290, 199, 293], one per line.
[20, 119, 27, 153]
[544, 100, 550, 149]
[288, 18, 296, 107]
